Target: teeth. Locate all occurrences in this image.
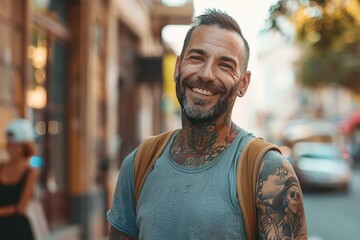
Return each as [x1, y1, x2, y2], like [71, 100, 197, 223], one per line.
[192, 88, 214, 96]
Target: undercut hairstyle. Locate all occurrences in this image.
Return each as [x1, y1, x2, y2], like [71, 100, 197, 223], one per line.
[180, 8, 250, 70]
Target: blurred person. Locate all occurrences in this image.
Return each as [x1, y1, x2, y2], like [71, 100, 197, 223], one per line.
[107, 9, 307, 240]
[0, 118, 39, 240]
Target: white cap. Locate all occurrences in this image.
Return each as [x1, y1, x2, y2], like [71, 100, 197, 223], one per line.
[5, 118, 35, 143]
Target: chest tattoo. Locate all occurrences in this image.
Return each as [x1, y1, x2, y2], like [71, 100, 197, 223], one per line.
[170, 124, 238, 166]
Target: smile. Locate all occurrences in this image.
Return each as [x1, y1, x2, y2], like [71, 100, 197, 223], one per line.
[192, 87, 214, 96]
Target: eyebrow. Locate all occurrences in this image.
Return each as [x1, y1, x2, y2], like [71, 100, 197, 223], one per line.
[188, 48, 206, 56]
[188, 48, 238, 67]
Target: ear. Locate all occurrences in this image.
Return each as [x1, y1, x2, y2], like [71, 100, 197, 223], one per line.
[174, 56, 181, 82]
[237, 71, 251, 97]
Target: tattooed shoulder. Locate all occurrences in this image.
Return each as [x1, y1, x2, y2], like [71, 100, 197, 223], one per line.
[256, 151, 307, 240]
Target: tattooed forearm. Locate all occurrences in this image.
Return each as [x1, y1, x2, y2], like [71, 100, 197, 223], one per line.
[109, 226, 137, 240]
[256, 157, 307, 240]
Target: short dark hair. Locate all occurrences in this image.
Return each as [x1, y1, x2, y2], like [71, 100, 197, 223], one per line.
[180, 8, 250, 70]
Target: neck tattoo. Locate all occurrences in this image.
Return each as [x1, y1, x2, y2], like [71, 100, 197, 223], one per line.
[170, 122, 239, 166]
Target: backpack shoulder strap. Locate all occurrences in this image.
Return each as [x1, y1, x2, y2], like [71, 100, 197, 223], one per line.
[134, 129, 178, 205]
[236, 137, 281, 240]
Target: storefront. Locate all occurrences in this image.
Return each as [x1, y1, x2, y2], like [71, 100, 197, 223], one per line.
[0, 0, 193, 239]
[29, 1, 71, 229]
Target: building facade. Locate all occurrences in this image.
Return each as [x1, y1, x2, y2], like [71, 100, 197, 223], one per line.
[0, 0, 193, 239]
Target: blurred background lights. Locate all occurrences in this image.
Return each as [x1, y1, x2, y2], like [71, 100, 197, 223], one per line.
[26, 86, 47, 109]
[30, 155, 44, 168]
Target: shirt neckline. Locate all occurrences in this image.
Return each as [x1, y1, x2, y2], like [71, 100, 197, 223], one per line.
[165, 129, 246, 172]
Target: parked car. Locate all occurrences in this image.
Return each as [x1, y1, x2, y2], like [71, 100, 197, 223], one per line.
[282, 120, 340, 147]
[289, 141, 352, 192]
[281, 119, 353, 165]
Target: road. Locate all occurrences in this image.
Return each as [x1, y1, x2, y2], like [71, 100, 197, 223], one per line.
[304, 167, 360, 240]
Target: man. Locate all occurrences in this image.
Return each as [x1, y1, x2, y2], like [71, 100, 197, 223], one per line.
[107, 9, 307, 240]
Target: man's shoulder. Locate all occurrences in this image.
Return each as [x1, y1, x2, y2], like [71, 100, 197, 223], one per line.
[235, 128, 256, 148]
[260, 145, 293, 176]
[262, 146, 284, 161]
[121, 149, 138, 169]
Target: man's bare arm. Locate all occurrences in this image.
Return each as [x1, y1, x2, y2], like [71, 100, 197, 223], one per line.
[109, 226, 137, 240]
[256, 155, 307, 239]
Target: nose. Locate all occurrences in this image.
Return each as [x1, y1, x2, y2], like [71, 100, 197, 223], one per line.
[197, 61, 215, 81]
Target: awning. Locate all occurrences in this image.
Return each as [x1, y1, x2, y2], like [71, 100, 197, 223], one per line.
[340, 111, 360, 135]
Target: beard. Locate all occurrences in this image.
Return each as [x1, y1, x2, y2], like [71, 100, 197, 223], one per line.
[175, 74, 237, 124]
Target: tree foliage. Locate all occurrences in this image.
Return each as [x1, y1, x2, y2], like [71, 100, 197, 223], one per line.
[268, 0, 360, 92]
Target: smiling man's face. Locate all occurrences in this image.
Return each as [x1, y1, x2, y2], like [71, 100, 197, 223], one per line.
[175, 25, 250, 123]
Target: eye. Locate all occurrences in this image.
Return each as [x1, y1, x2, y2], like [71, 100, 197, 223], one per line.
[290, 191, 296, 198]
[189, 55, 203, 62]
[219, 62, 234, 71]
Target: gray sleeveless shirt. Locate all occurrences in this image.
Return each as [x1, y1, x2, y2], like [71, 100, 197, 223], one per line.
[108, 128, 256, 240]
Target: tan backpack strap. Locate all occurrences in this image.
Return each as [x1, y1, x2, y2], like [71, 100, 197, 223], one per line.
[236, 137, 281, 240]
[134, 129, 178, 205]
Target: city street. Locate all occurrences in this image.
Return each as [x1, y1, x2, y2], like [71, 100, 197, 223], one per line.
[305, 167, 360, 240]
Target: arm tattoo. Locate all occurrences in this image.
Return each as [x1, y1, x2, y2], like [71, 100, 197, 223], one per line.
[109, 226, 137, 240]
[256, 158, 307, 239]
